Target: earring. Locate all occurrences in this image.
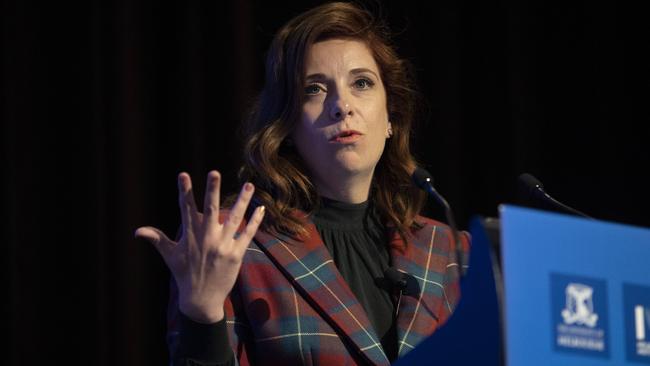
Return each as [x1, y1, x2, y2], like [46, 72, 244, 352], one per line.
[387, 122, 393, 138]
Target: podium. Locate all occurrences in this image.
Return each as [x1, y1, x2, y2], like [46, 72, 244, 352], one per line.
[394, 205, 650, 365]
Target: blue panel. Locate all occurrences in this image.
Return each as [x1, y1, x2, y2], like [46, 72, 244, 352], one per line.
[501, 205, 650, 366]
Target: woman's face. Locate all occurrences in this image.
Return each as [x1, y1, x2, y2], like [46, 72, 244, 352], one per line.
[292, 38, 391, 191]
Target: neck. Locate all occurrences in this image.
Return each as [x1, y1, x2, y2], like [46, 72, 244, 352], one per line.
[312, 169, 374, 204]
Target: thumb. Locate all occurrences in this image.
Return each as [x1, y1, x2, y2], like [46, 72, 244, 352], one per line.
[135, 226, 175, 255]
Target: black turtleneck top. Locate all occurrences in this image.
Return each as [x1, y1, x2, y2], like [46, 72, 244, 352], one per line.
[175, 198, 398, 365]
[311, 197, 397, 360]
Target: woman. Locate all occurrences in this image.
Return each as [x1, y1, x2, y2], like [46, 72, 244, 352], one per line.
[136, 2, 469, 365]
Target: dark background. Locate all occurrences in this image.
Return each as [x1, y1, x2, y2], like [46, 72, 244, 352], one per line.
[3, 0, 648, 364]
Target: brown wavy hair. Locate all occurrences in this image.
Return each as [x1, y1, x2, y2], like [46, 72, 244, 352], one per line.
[238, 2, 426, 243]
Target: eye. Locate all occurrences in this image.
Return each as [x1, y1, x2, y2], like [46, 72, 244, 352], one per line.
[305, 84, 325, 96]
[353, 78, 375, 90]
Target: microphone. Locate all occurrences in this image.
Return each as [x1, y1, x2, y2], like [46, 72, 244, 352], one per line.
[384, 267, 407, 290]
[517, 173, 592, 219]
[412, 168, 447, 208]
[383, 267, 419, 316]
[412, 167, 465, 277]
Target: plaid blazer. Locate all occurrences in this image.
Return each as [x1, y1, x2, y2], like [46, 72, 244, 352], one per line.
[168, 211, 470, 366]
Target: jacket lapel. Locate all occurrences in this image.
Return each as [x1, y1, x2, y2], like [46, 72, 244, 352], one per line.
[254, 220, 391, 366]
[389, 222, 452, 358]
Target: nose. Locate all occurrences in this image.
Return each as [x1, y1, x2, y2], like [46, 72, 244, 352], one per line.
[329, 99, 352, 121]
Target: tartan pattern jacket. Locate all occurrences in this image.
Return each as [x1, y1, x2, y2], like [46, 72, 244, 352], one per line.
[168, 212, 470, 366]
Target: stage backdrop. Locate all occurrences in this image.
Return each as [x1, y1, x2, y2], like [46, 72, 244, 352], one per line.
[3, 0, 648, 364]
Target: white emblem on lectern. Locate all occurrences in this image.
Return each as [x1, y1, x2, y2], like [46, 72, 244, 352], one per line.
[553, 275, 607, 355]
[561, 283, 599, 327]
[636, 305, 650, 357]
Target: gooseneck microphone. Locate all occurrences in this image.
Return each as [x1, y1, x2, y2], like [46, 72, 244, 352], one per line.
[517, 173, 593, 219]
[411, 167, 465, 277]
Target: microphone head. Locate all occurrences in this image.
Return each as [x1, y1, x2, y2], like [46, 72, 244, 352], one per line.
[518, 173, 544, 191]
[412, 167, 434, 190]
[384, 267, 407, 289]
[517, 173, 548, 206]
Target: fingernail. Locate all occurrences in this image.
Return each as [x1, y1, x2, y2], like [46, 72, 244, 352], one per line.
[245, 182, 253, 191]
[259, 205, 265, 214]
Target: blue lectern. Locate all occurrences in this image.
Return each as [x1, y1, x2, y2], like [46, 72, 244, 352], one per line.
[502, 205, 650, 365]
[394, 205, 650, 365]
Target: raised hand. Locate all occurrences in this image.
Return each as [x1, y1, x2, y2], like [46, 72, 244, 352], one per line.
[135, 171, 265, 323]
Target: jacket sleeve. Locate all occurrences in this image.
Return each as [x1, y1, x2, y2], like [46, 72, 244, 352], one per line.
[167, 278, 255, 366]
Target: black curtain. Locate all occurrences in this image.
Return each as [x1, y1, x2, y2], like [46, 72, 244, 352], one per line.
[3, 1, 648, 364]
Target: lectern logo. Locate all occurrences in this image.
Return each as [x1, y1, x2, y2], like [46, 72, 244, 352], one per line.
[561, 283, 599, 327]
[551, 273, 609, 358]
[623, 283, 650, 363]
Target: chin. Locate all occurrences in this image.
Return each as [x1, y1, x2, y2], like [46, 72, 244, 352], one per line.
[334, 159, 374, 175]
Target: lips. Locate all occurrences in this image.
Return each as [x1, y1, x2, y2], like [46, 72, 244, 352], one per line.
[329, 130, 363, 143]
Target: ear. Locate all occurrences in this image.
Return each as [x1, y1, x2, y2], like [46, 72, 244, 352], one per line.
[386, 121, 393, 138]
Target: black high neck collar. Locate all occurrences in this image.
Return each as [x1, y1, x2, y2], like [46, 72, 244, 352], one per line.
[312, 196, 371, 228]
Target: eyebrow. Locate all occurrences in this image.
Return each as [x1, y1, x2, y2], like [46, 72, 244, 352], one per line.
[350, 68, 379, 79]
[304, 68, 380, 82]
[305, 73, 327, 82]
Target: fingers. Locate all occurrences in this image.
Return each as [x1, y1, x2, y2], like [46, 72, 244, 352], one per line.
[234, 205, 265, 256]
[203, 171, 221, 232]
[178, 172, 199, 239]
[135, 226, 176, 257]
[221, 182, 255, 241]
